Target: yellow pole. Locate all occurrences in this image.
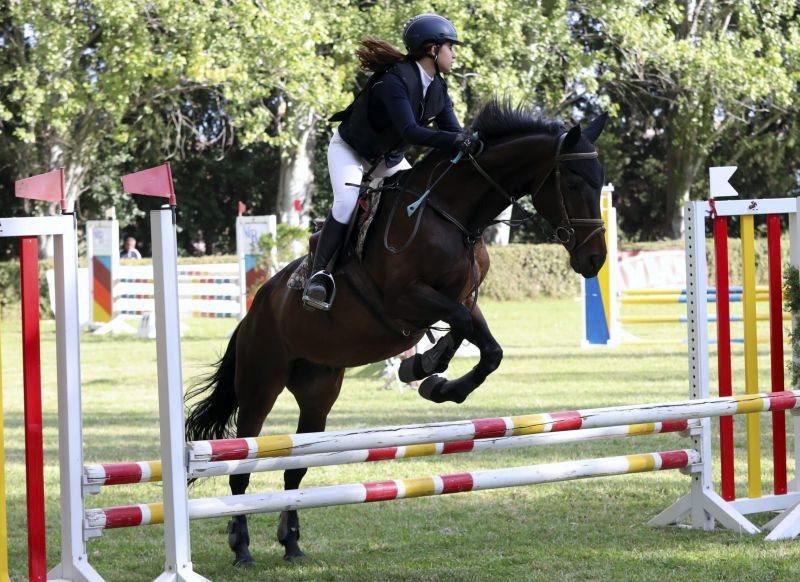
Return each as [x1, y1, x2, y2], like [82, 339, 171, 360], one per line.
[598, 190, 612, 330]
[0, 313, 7, 580]
[741, 215, 762, 498]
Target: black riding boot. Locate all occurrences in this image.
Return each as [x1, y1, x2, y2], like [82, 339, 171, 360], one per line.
[302, 213, 348, 311]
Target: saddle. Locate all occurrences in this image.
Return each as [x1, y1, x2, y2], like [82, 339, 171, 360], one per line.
[287, 172, 418, 336]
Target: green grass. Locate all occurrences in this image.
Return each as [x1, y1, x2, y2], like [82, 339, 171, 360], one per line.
[1, 298, 799, 580]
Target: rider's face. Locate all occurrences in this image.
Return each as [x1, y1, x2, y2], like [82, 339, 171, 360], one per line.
[433, 42, 455, 73]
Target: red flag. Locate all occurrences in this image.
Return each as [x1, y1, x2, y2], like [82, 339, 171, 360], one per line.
[15, 168, 66, 210]
[238, 201, 247, 216]
[121, 162, 176, 206]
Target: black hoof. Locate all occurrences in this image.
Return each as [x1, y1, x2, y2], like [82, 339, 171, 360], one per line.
[283, 548, 307, 562]
[227, 516, 254, 567]
[418, 375, 450, 403]
[398, 354, 424, 383]
[233, 555, 255, 568]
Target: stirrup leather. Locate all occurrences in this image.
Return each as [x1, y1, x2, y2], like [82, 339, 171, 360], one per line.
[302, 270, 337, 311]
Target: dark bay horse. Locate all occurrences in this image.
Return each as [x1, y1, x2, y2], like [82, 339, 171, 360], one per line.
[185, 102, 608, 565]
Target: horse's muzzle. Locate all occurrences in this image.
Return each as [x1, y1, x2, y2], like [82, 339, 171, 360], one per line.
[570, 250, 606, 278]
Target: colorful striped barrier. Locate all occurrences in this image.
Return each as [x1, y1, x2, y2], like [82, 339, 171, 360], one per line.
[1, 196, 100, 578]
[88, 215, 277, 331]
[15, 186, 798, 580]
[84, 420, 695, 488]
[186, 391, 800, 464]
[85, 449, 700, 532]
[649, 195, 800, 543]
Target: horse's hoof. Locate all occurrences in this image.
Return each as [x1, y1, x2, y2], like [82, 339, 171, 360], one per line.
[398, 354, 423, 383]
[418, 375, 449, 403]
[233, 555, 255, 568]
[283, 548, 307, 562]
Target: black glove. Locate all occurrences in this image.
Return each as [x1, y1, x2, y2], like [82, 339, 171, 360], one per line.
[453, 130, 482, 156]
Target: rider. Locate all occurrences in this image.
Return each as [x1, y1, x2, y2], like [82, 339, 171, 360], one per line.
[303, 12, 478, 311]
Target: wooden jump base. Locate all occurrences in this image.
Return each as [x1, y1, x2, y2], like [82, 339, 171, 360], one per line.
[86, 450, 699, 532]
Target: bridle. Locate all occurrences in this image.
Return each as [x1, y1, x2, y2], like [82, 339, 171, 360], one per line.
[468, 131, 606, 253]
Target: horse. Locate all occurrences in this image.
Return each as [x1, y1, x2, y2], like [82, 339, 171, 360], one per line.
[185, 101, 608, 566]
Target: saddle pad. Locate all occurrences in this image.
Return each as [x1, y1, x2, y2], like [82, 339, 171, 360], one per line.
[287, 190, 382, 290]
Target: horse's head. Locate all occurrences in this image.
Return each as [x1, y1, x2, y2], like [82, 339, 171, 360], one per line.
[529, 114, 608, 278]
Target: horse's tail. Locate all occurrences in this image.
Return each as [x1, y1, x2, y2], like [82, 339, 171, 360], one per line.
[185, 325, 240, 443]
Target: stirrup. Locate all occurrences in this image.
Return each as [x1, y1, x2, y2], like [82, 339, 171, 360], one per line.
[302, 271, 337, 311]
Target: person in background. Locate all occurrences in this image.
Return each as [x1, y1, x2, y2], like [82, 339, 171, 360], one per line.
[121, 235, 142, 259]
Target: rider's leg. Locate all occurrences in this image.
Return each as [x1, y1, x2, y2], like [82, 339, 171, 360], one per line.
[303, 131, 362, 310]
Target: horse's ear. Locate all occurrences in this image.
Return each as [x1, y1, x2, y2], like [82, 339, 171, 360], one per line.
[563, 124, 581, 149]
[583, 112, 608, 144]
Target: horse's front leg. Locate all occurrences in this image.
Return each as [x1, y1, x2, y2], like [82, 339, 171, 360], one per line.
[386, 285, 501, 404]
[417, 303, 503, 404]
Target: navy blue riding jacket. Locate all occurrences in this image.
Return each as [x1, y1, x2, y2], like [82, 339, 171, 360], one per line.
[330, 60, 462, 168]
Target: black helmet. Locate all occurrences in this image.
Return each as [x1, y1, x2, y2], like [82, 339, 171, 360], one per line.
[403, 13, 461, 53]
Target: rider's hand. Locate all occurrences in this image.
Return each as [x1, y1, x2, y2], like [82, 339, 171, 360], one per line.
[453, 130, 482, 156]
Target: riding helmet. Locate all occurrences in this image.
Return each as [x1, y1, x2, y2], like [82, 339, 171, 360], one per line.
[402, 13, 461, 53]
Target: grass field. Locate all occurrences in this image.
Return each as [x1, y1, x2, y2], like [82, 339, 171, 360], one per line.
[1, 297, 799, 580]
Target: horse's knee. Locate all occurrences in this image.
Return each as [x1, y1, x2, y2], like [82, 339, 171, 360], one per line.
[487, 344, 503, 369]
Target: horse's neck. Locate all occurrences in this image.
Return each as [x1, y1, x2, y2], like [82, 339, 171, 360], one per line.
[434, 134, 556, 231]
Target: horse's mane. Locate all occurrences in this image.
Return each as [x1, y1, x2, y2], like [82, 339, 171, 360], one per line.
[471, 100, 565, 140]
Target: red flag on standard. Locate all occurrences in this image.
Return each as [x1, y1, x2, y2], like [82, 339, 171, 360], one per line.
[15, 168, 66, 210]
[238, 201, 247, 216]
[121, 162, 176, 206]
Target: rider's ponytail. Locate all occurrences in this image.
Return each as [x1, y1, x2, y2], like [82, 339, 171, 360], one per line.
[356, 36, 408, 73]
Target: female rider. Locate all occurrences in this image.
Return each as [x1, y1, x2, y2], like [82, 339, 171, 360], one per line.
[303, 12, 477, 311]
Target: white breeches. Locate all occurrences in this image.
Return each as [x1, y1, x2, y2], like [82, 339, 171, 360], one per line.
[328, 129, 411, 223]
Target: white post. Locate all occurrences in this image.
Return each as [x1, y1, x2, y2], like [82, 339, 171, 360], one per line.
[151, 207, 207, 581]
[650, 200, 759, 535]
[788, 198, 800, 487]
[47, 215, 103, 581]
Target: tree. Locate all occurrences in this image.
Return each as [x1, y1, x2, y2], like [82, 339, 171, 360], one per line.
[0, 0, 349, 224]
[576, 0, 800, 237]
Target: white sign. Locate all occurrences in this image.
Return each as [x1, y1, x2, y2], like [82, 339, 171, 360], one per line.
[709, 166, 739, 198]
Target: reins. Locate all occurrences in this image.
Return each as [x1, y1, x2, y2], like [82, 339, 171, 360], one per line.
[373, 130, 605, 318]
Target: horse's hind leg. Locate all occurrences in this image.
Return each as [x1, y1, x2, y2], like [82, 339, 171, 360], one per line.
[228, 353, 289, 567]
[279, 362, 344, 561]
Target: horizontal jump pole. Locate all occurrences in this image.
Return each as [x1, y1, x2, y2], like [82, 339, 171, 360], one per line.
[117, 275, 239, 284]
[186, 390, 800, 464]
[622, 286, 764, 296]
[621, 313, 791, 324]
[84, 449, 700, 531]
[118, 293, 238, 301]
[84, 420, 696, 488]
[117, 309, 238, 319]
[621, 293, 768, 305]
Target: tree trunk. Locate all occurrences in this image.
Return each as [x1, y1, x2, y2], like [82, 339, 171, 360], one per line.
[662, 123, 701, 239]
[277, 110, 316, 228]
